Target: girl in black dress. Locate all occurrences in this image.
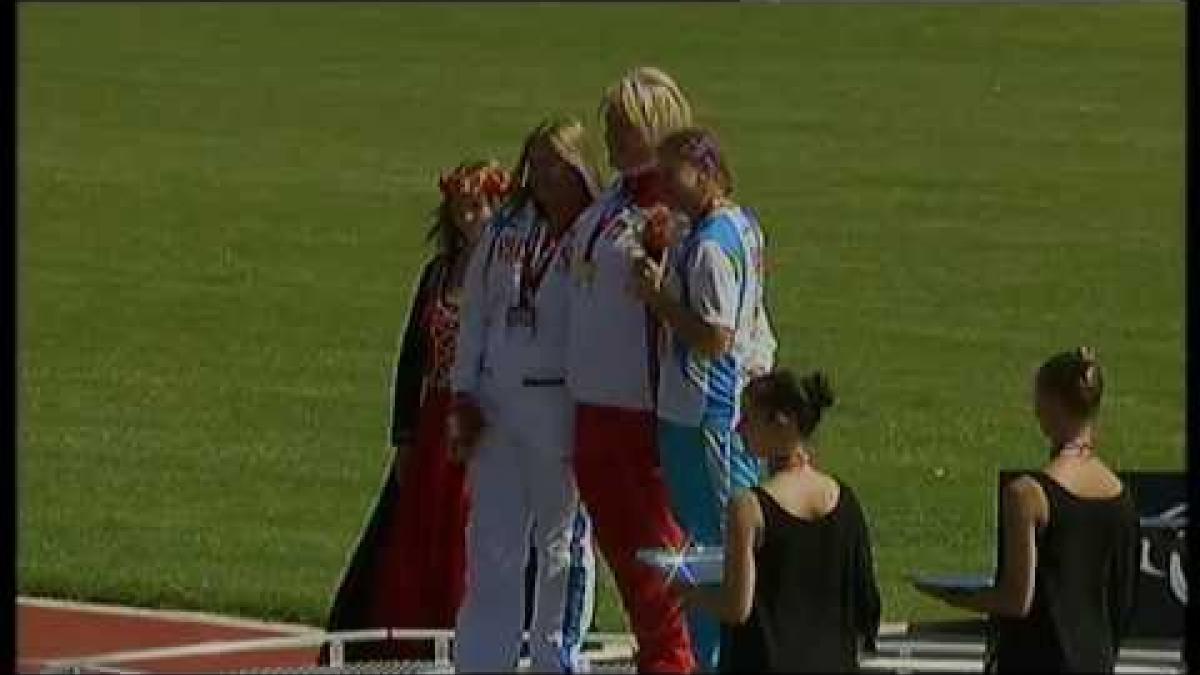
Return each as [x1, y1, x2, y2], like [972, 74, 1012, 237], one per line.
[667, 369, 881, 673]
[916, 347, 1139, 673]
[321, 161, 514, 663]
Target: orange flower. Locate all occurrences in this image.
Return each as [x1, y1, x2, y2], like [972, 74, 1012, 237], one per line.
[643, 205, 673, 258]
[439, 161, 513, 200]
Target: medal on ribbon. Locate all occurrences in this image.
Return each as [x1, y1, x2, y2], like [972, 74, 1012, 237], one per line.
[577, 190, 632, 289]
[507, 219, 561, 331]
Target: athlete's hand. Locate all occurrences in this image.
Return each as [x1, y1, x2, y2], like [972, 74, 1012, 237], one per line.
[448, 394, 486, 463]
[630, 254, 664, 305]
[641, 205, 673, 258]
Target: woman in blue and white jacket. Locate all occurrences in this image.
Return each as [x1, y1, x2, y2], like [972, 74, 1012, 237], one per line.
[632, 126, 776, 672]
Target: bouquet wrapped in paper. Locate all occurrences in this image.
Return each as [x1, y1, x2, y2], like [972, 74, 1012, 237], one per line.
[612, 204, 685, 262]
[641, 205, 673, 261]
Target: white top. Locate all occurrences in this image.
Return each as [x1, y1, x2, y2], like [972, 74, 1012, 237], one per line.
[657, 206, 773, 428]
[452, 202, 576, 396]
[563, 180, 658, 411]
[732, 210, 777, 380]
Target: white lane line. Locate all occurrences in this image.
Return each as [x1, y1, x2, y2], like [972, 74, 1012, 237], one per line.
[17, 596, 322, 635]
[18, 596, 904, 641]
[37, 663, 145, 675]
[42, 629, 635, 671]
[39, 632, 358, 670]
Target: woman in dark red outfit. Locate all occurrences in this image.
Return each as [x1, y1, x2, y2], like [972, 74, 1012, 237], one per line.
[321, 161, 514, 663]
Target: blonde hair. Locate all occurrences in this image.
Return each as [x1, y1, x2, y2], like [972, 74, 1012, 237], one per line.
[600, 66, 694, 147]
[506, 116, 602, 214]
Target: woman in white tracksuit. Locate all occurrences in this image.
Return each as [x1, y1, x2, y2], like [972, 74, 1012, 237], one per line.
[449, 117, 602, 673]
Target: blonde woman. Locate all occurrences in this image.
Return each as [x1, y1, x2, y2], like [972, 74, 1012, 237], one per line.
[564, 66, 699, 673]
[450, 118, 601, 673]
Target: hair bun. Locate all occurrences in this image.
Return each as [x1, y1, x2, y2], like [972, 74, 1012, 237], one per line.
[1076, 346, 1100, 388]
[800, 371, 835, 411]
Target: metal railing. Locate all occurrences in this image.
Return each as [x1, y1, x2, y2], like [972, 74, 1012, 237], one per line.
[39, 625, 1183, 674]
[39, 629, 637, 674]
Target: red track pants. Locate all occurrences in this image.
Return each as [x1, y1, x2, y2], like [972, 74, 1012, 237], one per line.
[573, 403, 696, 673]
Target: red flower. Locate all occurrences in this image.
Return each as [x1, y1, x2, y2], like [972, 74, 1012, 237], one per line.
[439, 162, 513, 201]
[642, 205, 672, 259]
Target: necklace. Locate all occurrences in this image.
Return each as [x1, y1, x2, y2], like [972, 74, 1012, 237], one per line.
[1056, 437, 1093, 459]
[771, 449, 812, 473]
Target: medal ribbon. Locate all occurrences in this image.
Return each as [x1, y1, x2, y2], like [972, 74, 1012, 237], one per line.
[582, 187, 633, 267]
[518, 219, 563, 308]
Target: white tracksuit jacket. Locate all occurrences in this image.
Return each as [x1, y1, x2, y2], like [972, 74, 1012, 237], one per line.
[451, 201, 595, 673]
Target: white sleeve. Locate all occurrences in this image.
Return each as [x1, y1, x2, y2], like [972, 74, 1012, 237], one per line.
[686, 241, 740, 330]
[451, 226, 493, 396]
[746, 303, 777, 376]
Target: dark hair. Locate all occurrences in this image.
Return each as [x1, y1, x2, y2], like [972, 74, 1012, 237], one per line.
[745, 369, 835, 438]
[427, 200, 464, 256]
[657, 127, 734, 197]
[1036, 346, 1104, 418]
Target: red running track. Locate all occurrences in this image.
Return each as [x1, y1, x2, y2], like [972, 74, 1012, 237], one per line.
[16, 597, 323, 674]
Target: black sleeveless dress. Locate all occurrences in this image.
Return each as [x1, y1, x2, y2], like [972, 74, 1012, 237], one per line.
[720, 482, 881, 673]
[988, 472, 1139, 673]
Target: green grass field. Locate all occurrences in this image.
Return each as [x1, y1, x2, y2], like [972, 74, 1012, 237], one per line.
[19, 4, 1184, 632]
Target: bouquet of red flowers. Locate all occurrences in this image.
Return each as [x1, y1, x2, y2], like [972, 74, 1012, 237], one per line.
[641, 205, 673, 261]
[438, 161, 514, 201]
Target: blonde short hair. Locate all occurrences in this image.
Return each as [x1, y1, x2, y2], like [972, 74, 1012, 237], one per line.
[600, 66, 694, 146]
